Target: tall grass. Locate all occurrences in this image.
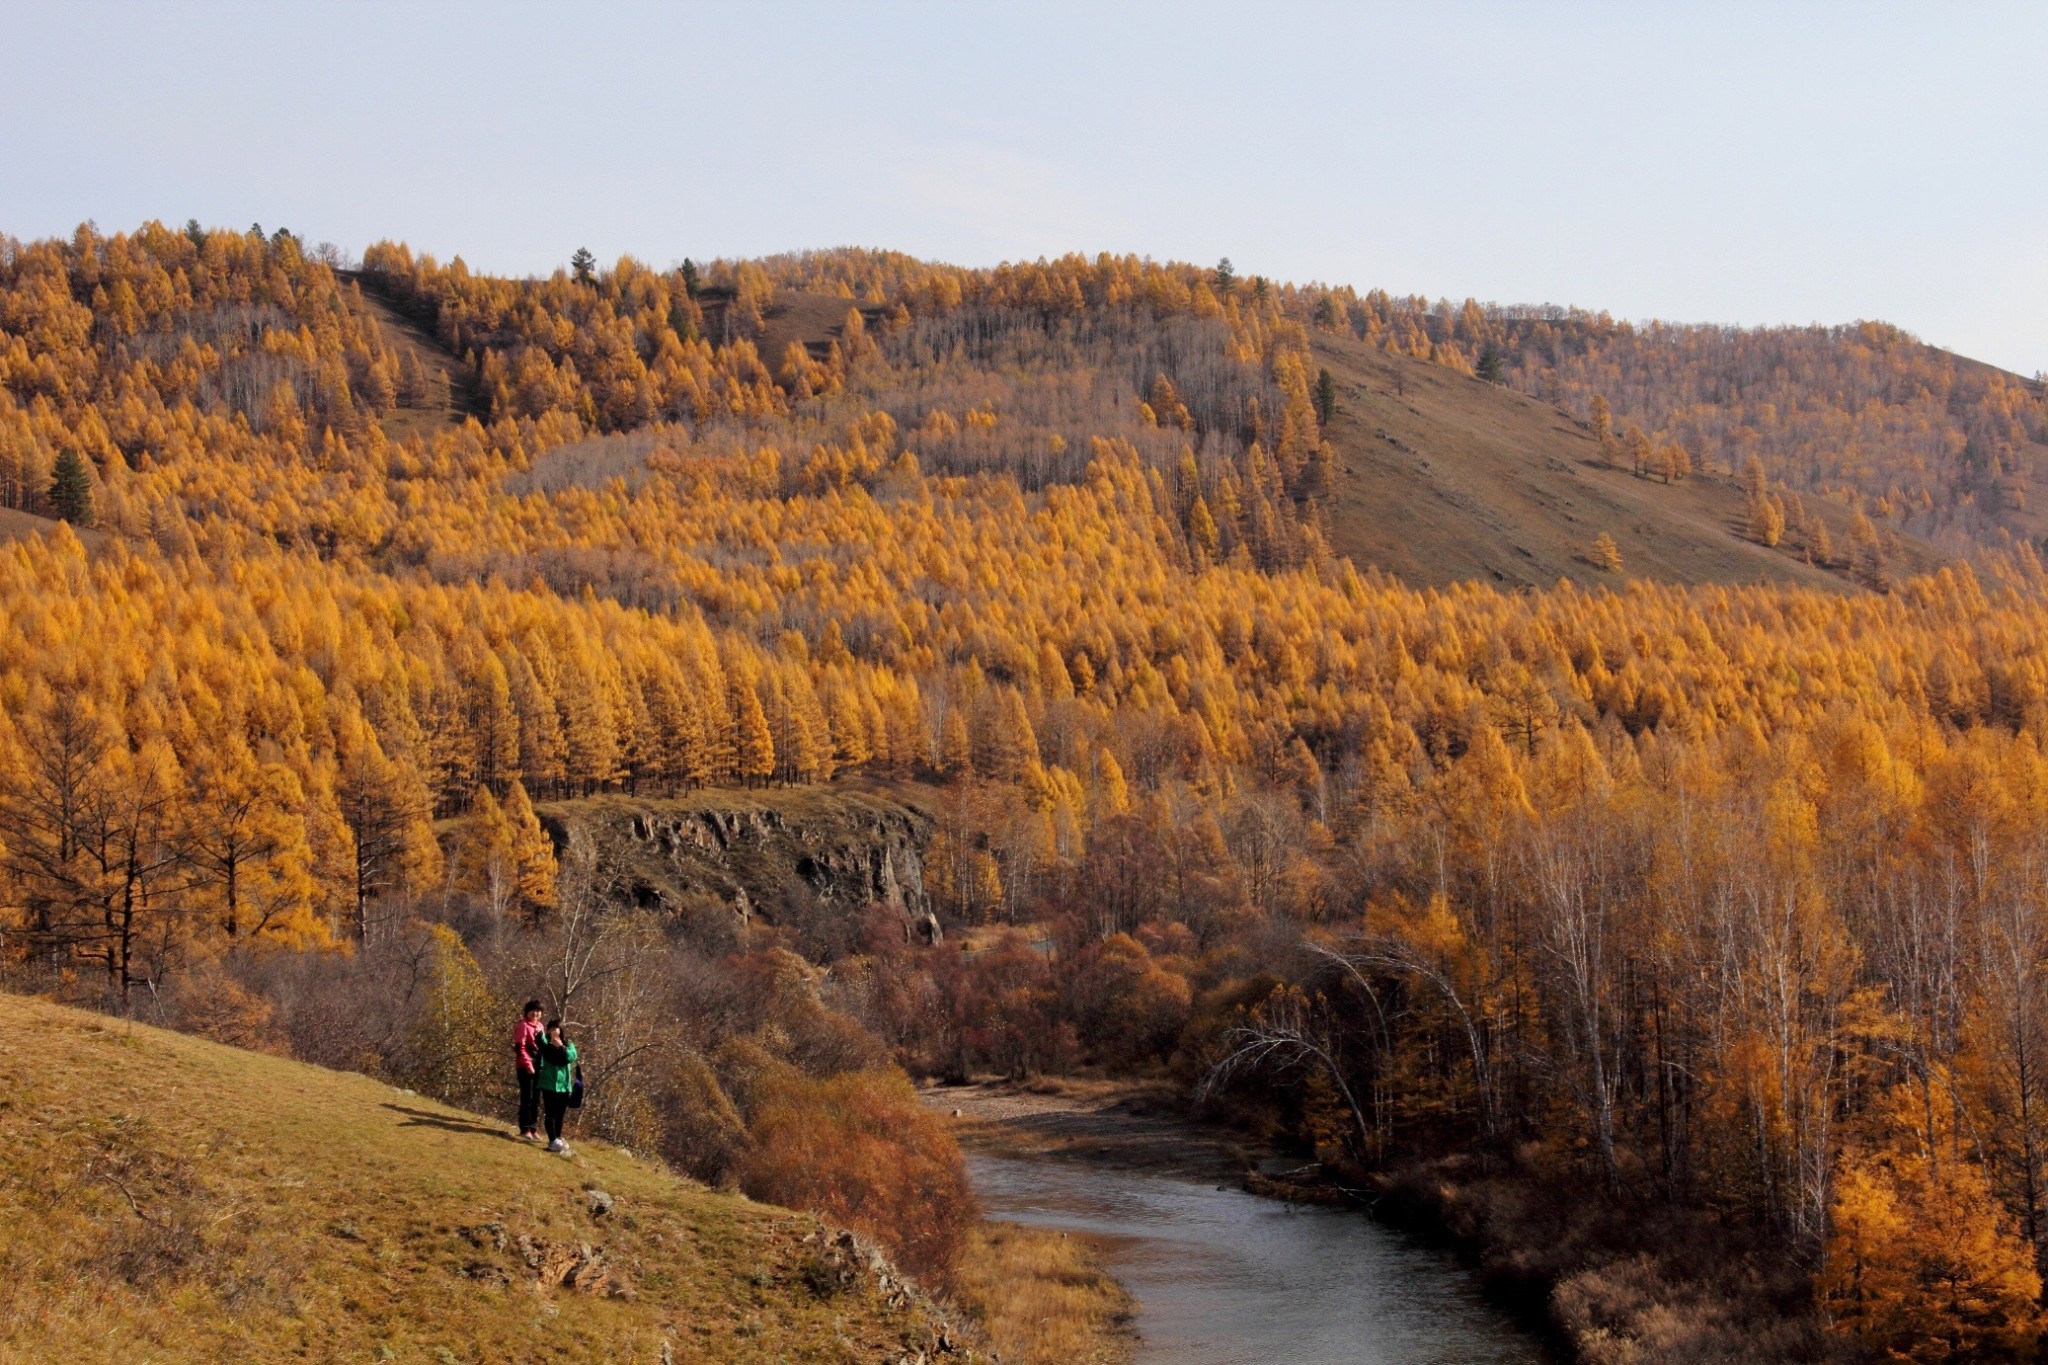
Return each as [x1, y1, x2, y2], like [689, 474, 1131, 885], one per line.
[952, 1222, 1134, 1365]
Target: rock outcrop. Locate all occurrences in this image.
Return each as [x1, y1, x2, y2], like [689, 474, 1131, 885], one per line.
[541, 788, 937, 938]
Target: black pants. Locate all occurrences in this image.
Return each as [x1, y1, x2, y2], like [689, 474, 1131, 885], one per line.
[517, 1070, 541, 1135]
[543, 1090, 571, 1143]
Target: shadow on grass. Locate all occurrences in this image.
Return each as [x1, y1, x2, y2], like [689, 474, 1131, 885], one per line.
[382, 1103, 522, 1142]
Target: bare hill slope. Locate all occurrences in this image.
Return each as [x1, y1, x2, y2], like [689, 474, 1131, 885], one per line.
[698, 287, 880, 366]
[1312, 331, 1940, 590]
[0, 507, 105, 553]
[344, 272, 486, 445]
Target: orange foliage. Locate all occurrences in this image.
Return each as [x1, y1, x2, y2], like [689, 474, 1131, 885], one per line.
[7, 223, 2048, 1346]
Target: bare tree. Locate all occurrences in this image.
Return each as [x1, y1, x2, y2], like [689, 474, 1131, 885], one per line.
[1199, 985, 1373, 1160]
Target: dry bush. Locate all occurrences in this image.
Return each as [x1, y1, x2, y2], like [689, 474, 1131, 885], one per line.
[159, 962, 287, 1054]
[1063, 933, 1192, 1070]
[1555, 1254, 1830, 1365]
[398, 923, 503, 1111]
[1369, 1158, 1840, 1365]
[738, 1065, 976, 1287]
[730, 948, 888, 1077]
[241, 919, 447, 1074]
[665, 1050, 748, 1188]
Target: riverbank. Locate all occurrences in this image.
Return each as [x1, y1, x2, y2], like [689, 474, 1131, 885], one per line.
[930, 1079, 1549, 1365]
[928, 1079, 1204, 1364]
[930, 1077, 1247, 1177]
[950, 1219, 1136, 1365]
[926, 1079, 1834, 1364]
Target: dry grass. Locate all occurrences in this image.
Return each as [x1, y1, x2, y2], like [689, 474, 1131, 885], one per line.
[1312, 332, 1940, 591]
[0, 506, 105, 552]
[0, 991, 976, 1364]
[750, 290, 881, 377]
[951, 1222, 1134, 1365]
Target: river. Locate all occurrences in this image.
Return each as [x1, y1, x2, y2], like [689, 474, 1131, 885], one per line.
[969, 1152, 1549, 1365]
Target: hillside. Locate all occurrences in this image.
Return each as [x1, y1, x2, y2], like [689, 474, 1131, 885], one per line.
[13, 228, 2048, 1363]
[0, 993, 974, 1365]
[343, 272, 485, 445]
[1313, 329, 1940, 589]
[0, 506, 103, 552]
[742, 288, 884, 370]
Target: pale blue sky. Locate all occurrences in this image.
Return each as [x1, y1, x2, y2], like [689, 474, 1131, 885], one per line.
[3, 2, 2042, 373]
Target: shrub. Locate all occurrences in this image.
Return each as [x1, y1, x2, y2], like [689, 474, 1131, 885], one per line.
[738, 1065, 975, 1286]
[1063, 933, 1191, 1069]
[666, 1051, 748, 1188]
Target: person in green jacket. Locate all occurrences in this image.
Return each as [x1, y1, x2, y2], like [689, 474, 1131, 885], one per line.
[536, 1020, 579, 1154]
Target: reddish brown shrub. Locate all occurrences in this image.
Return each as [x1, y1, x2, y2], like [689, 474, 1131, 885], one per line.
[738, 1065, 976, 1286]
[1064, 932, 1191, 1069]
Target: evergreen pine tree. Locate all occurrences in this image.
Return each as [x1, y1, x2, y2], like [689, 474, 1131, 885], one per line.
[570, 247, 597, 285]
[48, 448, 92, 526]
[1476, 344, 1504, 384]
[1314, 367, 1338, 424]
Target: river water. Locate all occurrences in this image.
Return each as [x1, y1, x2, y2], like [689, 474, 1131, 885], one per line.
[969, 1153, 1549, 1365]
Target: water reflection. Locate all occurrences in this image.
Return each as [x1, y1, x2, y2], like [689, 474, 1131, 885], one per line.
[969, 1153, 1547, 1365]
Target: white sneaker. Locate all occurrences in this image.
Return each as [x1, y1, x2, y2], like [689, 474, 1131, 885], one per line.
[547, 1139, 569, 1154]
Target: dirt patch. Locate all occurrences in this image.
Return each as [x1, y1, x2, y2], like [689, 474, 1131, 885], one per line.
[698, 287, 882, 368]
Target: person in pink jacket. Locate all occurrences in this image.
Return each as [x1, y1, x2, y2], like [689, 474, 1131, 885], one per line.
[514, 999, 545, 1141]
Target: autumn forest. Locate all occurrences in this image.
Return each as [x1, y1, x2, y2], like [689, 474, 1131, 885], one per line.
[6, 221, 2048, 1360]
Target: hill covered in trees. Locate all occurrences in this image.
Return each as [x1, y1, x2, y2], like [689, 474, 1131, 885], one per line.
[5, 221, 2048, 1360]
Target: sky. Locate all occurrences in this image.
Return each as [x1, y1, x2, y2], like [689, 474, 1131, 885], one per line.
[2, 2, 2042, 374]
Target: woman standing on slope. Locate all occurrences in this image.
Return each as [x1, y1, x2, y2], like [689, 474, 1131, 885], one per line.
[536, 1020, 580, 1155]
[513, 1000, 544, 1141]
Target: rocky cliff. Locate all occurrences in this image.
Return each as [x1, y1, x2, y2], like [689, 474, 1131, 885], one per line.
[539, 786, 940, 941]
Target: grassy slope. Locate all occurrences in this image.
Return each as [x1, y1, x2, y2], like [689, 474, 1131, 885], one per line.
[0, 506, 105, 552]
[0, 993, 967, 1365]
[1313, 330, 1943, 590]
[753, 290, 881, 370]
[346, 278, 485, 446]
